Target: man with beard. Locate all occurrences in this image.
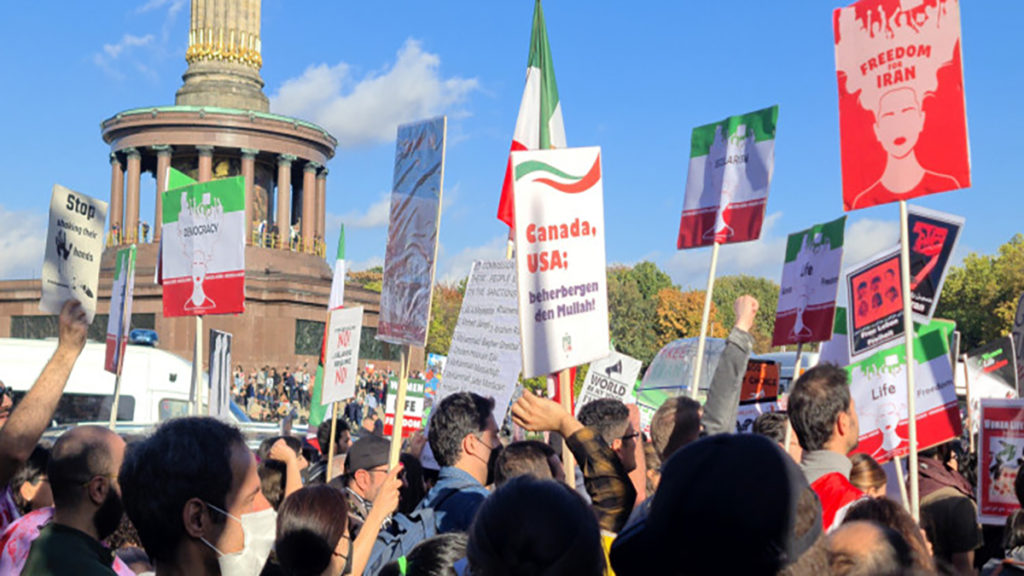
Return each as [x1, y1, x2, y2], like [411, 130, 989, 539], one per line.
[0, 300, 89, 532]
[23, 426, 127, 575]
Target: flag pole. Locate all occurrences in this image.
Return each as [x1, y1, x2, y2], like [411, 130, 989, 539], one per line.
[109, 271, 131, 430]
[691, 242, 722, 399]
[191, 315, 204, 416]
[558, 368, 576, 489]
[327, 401, 340, 481]
[388, 346, 411, 469]
[793, 342, 805, 385]
[899, 200, 920, 522]
[962, 355, 974, 454]
[894, 455, 910, 511]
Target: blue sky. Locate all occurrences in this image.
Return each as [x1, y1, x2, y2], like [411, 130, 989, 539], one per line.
[0, 1, 1020, 288]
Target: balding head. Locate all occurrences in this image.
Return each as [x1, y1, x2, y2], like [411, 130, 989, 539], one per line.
[49, 425, 125, 510]
[829, 520, 913, 576]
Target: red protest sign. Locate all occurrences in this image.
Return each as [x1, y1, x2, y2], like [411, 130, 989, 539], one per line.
[978, 400, 1024, 525]
[834, 0, 970, 211]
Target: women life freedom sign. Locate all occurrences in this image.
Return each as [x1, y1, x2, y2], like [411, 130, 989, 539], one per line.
[846, 326, 960, 464]
[513, 147, 609, 378]
[834, 0, 970, 211]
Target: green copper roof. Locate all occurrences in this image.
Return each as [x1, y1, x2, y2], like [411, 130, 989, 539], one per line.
[102, 105, 336, 143]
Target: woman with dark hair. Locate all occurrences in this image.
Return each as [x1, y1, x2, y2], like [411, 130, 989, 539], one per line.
[842, 496, 935, 574]
[277, 467, 403, 576]
[379, 533, 468, 576]
[467, 476, 605, 576]
[848, 453, 887, 497]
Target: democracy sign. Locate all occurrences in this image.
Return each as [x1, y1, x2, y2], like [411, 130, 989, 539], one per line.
[978, 399, 1024, 525]
[512, 147, 609, 378]
[41, 185, 108, 322]
[322, 307, 364, 406]
[439, 260, 523, 424]
[385, 377, 425, 438]
[105, 245, 136, 375]
[846, 246, 904, 359]
[378, 117, 446, 347]
[834, 0, 970, 211]
[1012, 294, 1024, 388]
[161, 177, 245, 317]
[847, 325, 960, 464]
[773, 216, 846, 347]
[575, 352, 642, 417]
[677, 106, 777, 249]
[965, 337, 1018, 436]
[907, 205, 963, 324]
[208, 330, 232, 421]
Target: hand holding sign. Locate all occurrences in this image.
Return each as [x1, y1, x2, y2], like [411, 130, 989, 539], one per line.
[59, 299, 89, 355]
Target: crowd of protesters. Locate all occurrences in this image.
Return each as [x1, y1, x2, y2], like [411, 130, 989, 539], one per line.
[0, 296, 1008, 575]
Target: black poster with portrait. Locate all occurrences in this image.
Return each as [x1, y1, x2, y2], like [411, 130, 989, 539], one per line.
[907, 206, 964, 324]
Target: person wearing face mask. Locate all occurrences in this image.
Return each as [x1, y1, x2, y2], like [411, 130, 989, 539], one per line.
[119, 417, 273, 576]
[22, 426, 129, 576]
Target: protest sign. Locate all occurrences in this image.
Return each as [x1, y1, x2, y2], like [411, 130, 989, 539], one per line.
[384, 377, 425, 438]
[438, 260, 523, 424]
[847, 325, 960, 464]
[424, 353, 446, 413]
[907, 206, 963, 324]
[105, 245, 136, 374]
[41, 185, 108, 322]
[378, 117, 446, 347]
[846, 246, 905, 359]
[208, 330, 232, 420]
[773, 216, 846, 346]
[736, 359, 781, 433]
[978, 399, 1024, 525]
[512, 147, 609, 378]
[1012, 293, 1024, 388]
[322, 307, 364, 406]
[677, 106, 777, 249]
[834, 0, 970, 211]
[161, 177, 245, 317]
[965, 337, 1019, 436]
[575, 352, 642, 417]
[819, 307, 851, 367]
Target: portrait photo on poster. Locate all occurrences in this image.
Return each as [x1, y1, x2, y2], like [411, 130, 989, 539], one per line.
[834, 0, 970, 211]
[846, 247, 904, 359]
[906, 205, 964, 324]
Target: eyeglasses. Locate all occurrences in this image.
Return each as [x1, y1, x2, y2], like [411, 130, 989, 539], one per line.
[0, 382, 8, 398]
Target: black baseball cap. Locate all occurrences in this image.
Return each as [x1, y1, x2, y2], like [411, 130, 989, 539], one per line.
[344, 434, 390, 475]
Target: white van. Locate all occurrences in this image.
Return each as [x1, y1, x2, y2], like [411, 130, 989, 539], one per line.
[0, 338, 208, 426]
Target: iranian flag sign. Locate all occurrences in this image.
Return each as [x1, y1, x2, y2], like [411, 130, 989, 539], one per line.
[105, 245, 136, 375]
[773, 216, 846, 347]
[497, 0, 566, 228]
[161, 177, 245, 317]
[677, 106, 778, 249]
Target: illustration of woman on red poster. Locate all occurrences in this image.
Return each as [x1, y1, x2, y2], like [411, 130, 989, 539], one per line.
[834, 0, 970, 211]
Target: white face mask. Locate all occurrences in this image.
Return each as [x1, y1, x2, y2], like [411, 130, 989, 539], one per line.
[201, 503, 277, 576]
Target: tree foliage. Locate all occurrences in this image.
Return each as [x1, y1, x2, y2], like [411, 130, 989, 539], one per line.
[655, 288, 727, 348]
[607, 264, 663, 367]
[426, 283, 464, 356]
[936, 234, 1024, 352]
[711, 274, 781, 353]
[347, 267, 383, 293]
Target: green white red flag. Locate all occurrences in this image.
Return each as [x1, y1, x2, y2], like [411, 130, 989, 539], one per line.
[310, 227, 347, 429]
[496, 0, 566, 227]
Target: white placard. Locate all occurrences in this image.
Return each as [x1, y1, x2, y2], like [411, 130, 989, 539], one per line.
[512, 147, 610, 378]
[322, 306, 364, 406]
[208, 330, 232, 421]
[575, 352, 641, 416]
[438, 260, 523, 424]
[41, 185, 108, 322]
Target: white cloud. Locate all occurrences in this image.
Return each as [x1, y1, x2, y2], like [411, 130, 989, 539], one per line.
[436, 236, 509, 283]
[0, 206, 47, 281]
[102, 34, 154, 59]
[326, 193, 392, 231]
[270, 39, 479, 148]
[661, 212, 788, 289]
[344, 256, 384, 274]
[135, 0, 186, 14]
[843, 218, 900, 265]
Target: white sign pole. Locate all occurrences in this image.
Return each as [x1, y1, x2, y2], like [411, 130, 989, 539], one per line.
[793, 342, 805, 386]
[388, 347, 411, 469]
[893, 455, 910, 511]
[191, 315, 203, 416]
[963, 356, 975, 454]
[900, 200, 920, 522]
[690, 242, 722, 399]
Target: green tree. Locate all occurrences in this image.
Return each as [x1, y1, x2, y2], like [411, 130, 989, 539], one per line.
[426, 283, 464, 356]
[655, 287, 727, 348]
[711, 275, 780, 353]
[607, 265, 660, 367]
[936, 234, 1024, 352]
[632, 260, 675, 299]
